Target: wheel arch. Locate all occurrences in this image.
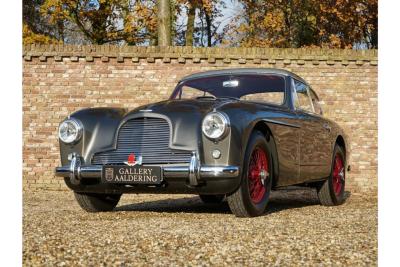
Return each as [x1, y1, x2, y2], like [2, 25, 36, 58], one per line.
[333, 134, 350, 173]
[251, 121, 280, 187]
[335, 135, 347, 159]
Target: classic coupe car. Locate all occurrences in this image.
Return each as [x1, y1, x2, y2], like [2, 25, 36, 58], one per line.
[55, 68, 349, 217]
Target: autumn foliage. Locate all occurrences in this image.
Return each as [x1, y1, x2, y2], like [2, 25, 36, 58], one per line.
[38, 0, 157, 45]
[23, 24, 61, 45]
[23, 0, 378, 48]
[225, 0, 377, 49]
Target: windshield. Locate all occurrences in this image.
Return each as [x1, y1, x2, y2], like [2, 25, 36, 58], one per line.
[170, 74, 286, 105]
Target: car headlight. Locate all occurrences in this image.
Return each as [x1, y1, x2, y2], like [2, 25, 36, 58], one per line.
[202, 112, 229, 140]
[58, 118, 83, 144]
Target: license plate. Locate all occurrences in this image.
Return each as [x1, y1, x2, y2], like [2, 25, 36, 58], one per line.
[102, 165, 162, 184]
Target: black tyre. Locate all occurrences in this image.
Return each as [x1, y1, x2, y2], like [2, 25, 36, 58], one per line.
[317, 145, 346, 206]
[74, 192, 121, 212]
[227, 131, 274, 217]
[199, 194, 225, 204]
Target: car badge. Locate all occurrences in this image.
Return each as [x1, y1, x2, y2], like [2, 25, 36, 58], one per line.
[124, 153, 142, 166]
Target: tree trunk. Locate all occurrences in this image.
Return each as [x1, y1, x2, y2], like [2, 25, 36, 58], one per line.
[157, 0, 171, 46]
[185, 1, 196, 46]
[204, 9, 212, 47]
[57, 20, 65, 43]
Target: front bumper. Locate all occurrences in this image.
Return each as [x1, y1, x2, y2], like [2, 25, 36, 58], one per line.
[55, 153, 240, 188]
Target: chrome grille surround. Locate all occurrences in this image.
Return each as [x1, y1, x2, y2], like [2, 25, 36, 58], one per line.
[91, 117, 192, 165]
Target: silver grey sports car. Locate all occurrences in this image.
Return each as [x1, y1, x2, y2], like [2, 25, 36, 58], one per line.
[55, 68, 349, 217]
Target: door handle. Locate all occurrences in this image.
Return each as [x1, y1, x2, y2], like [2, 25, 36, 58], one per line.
[323, 123, 331, 132]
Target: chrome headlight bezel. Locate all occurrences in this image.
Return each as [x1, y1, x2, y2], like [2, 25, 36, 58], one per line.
[58, 118, 83, 144]
[202, 112, 230, 140]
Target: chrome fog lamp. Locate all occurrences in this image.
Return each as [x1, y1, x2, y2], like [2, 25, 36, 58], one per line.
[58, 118, 83, 144]
[202, 112, 229, 140]
[212, 149, 221, 159]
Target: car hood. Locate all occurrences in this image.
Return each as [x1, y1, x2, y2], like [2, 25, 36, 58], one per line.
[122, 99, 235, 151]
[126, 99, 233, 117]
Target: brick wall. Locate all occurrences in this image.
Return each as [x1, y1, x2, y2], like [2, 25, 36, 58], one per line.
[23, 44, 378, 192]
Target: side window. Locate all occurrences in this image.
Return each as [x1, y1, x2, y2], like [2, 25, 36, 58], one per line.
[309, 90, 323, 115]
[294, 80, 314, 112]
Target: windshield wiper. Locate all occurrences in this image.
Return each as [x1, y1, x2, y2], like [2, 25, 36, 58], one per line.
[196, 96, 217, 100]
[195, 96, 240, 101]
[216, 96, 241, 101]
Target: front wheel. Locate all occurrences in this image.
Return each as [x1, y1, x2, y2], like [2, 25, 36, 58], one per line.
[227, 131, 274, 217]
[74, 192, 121, 212]
[317, 145, 346, 206]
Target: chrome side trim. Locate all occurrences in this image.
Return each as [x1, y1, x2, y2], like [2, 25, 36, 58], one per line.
[262, 118, 300, 128]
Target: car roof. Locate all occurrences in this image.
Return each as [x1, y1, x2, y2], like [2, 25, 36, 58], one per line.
[179, 68, 308, 85]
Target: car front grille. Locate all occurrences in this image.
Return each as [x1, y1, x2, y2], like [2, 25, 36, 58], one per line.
[91, 117, 192, 165]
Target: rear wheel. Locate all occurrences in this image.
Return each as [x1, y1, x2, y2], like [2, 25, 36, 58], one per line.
[74, 192, 121, 212]
[227, 131, 274, 217]
[317, 145, 346, 206]
[199, 194, 225, 204]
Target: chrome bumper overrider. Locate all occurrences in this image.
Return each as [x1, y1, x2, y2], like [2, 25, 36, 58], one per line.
[55, 152, 239, 186]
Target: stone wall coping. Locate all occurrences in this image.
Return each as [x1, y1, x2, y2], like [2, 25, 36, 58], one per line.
[23, 44, 378, 62]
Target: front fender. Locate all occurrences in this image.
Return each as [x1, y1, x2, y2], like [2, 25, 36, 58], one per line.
[59, 108, 127, 166]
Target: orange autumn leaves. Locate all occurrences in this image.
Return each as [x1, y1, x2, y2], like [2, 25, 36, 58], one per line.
[26, 0, 157, 45]
[225, 0, 377, 48]
[23, 0, 377, 48]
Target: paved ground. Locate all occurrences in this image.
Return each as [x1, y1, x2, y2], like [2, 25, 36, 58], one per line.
[23, 189, 377, 266]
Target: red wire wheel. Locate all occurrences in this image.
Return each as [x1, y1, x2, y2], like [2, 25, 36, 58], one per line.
[316, 145, 346, 206]
[332, 154, 345, 196]
[248, 147, 269, 204]
[227, 131, 274, 217]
